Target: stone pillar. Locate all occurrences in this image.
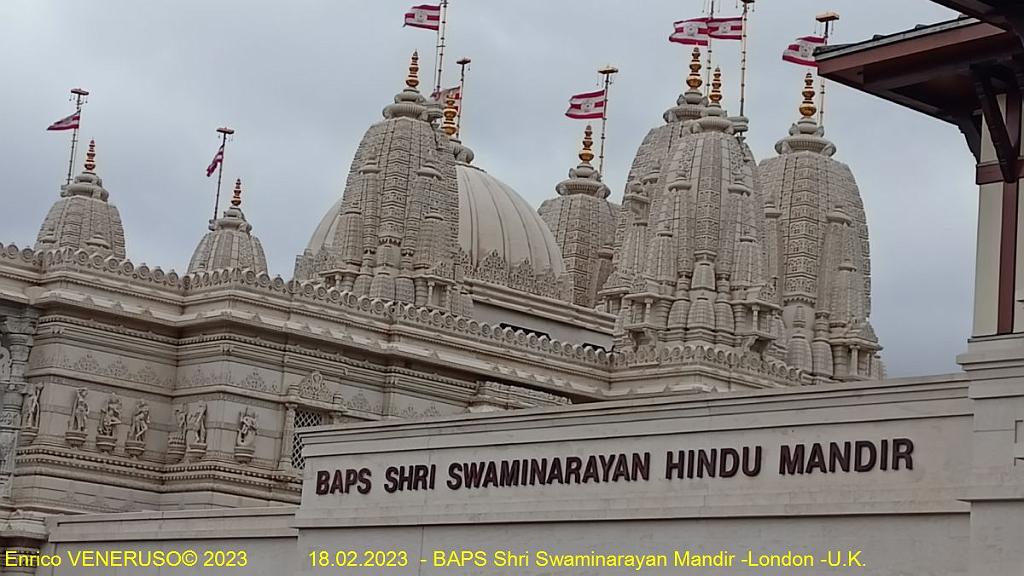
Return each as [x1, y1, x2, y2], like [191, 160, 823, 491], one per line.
[0, 312, 37, 501]
[3, 313, 38, 388]
[277, 403, 296, 471]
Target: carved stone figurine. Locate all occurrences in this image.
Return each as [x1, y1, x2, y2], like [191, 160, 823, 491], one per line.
[130, 400, 150, 442]
[236, 408, 257, 448]
[173, 405, 187, 443]
[0, 346, 10, 383]
[21, 384, 42, 429]
[186, 401, 207, 449]
[97, 393, 122, 437]
[69, 388, 89, 433]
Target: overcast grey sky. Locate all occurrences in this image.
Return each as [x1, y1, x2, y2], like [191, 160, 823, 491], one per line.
[0, 1, 971, 377]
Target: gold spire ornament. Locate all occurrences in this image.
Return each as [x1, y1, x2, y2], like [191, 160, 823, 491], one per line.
[406, 51, 420, 90]
[800, 72, 817, 119]
[579, 125, 595, 164]
[83, 140, 96, 172]
[709, 67, 723, 105]
[441, 95, 458, 136]
[686, 47, 703, 90]
[231, 178, 242, 207]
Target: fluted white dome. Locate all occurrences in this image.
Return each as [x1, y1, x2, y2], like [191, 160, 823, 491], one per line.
[456, 163, 564, 277]
[188, 179, 268, 274]
[36, 141, 126, 258]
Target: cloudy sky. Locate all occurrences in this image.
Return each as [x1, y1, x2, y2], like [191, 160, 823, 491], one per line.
[0, 1, 970, 377]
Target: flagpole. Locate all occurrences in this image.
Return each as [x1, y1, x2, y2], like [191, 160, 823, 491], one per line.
[705, 0, 716, 95]
[456, 57, 471, 137]
[213, 127, 234, 221]
[597, 65, 618, 175]
[739, 0, 754, 117]
[816, 11, 839, 126]
[65, 88, 89, 186]
[434, 0, 449, 96]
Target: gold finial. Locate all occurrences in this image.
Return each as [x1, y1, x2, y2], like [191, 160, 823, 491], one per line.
[84, 140, 96, 172]
[231, 178, 242, 207]
[709, 67, 723, 105]
[799, 72, 817, 119]
[406, 51, 420, 89]
[442, 94, 458, 136]
[579, 125, 595, 164]
[686, 47, 703, 90]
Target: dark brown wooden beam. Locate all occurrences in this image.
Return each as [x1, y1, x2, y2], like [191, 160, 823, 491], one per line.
[998, 89, 1021, 334]
[998, 178, 1019, 333]
[973, 66, 1020, 182]
[958, 114, 984, 162]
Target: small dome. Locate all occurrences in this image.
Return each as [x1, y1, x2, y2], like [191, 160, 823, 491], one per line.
[538, 125, 617, 308]
[188, 179, 268, 274]
[36, 140, 126, 258]
[456, 163, 564, 277]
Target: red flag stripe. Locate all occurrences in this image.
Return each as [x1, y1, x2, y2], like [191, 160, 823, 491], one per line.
[404, 4, 442, 30]
[206, 144, 225, 177]
[670, 17, 711, 46]
[782, 35, 827, 67]
[46, 111, 81, 131]
[566, 90, 606, 119]
[569, 89, 606, 101]
[707, 16, 743, 40]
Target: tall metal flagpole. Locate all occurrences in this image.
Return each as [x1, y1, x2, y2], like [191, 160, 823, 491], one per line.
[434, 0, 450, 96]
[816, 11, 839, 126]
[65, 88, 89, 186]
[705, 0, 716, 95]
[597, 65, 618, 175]
[738, 0, 755, 117]
[213, 127, 234, 221]
[456, 57, 471, 137]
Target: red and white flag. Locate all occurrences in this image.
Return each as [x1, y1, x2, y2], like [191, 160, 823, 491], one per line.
[404, 4, 441, 31]
[431, 85, 462, 106]
[206, 143, 224, 177]
[783, 35, 827, 67]
[46, 110, 81, 131]
[669, 18, 710, 46]
[565, 89, 606, 120]
[707, 16, 743, 40]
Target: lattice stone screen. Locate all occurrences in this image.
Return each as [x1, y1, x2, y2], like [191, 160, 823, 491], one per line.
[291, 409, 325, 469]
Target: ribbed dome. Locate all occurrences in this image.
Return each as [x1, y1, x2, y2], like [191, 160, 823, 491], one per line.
[187, 179, 268, 274]
[457, 163, 564, 277]
[36, 141, 126, 258]
[294, 52, 470, 314]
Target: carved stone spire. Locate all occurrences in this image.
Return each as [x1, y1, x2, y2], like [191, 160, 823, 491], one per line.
[35, 140, 127, 258]
[188, 178, 268, 274]
[759, 71, 881, 382]
[299, 52, 465, 313]
[538, 124, 617, 308]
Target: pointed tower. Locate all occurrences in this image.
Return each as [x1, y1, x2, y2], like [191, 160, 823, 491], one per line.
[602, 63, 778, 356]
[188, 179, 268, 274]
[601, 48, 709, 312]
[759, 73, 881, 381]
[35, 141, 127, 258]
[297, 52, 466, 312]
[538, 125, 617, 308]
